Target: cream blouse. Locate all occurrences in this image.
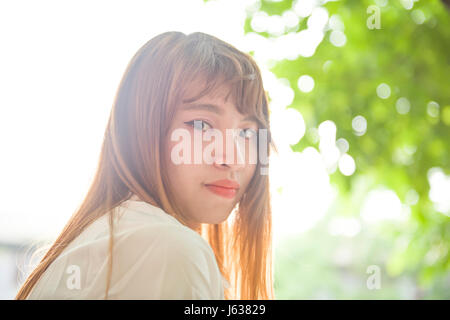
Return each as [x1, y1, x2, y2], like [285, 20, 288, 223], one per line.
[25, 197, 229, 299]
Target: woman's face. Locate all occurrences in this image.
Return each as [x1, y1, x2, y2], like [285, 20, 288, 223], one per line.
[164, 82, 259, 230]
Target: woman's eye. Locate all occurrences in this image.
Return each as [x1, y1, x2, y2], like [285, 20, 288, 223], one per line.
[240, 128, 257, 139]
[185, 121, 257, 140]
[185, 120, 212, 131]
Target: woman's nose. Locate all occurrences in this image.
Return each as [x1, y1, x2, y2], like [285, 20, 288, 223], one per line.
[212, 130, 246, 170]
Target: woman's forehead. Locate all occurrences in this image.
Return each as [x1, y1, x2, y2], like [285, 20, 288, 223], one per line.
[181, 77, 233, 104]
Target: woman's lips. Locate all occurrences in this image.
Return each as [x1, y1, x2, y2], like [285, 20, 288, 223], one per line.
[205, 184, 237, 199]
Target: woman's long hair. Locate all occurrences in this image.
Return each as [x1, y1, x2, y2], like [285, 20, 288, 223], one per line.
[15, 31, 278, 300]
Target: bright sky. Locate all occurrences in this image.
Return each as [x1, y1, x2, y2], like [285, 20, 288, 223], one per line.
[2, 0, 430, 247]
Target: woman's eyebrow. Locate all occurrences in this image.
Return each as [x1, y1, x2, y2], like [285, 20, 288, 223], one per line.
[182, 103, 258, 124]
[241, 114, 259, 125]
[182, 103, 224, 116]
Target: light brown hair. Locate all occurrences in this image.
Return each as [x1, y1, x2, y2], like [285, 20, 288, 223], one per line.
[16, 31, 278, 300]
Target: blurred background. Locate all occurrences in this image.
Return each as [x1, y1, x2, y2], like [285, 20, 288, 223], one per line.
[0, 0, 449, 299]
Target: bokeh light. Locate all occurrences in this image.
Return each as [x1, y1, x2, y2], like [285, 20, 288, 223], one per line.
[376, 83, 391, 99]
[352, 115, 367, 136]
[297, 75, 315, 93]
[396, 97, 411, 114]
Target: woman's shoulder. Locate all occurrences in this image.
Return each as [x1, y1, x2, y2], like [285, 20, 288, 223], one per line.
[26, 200, 225, 299]
[60, 199, 212, 260]
[114, 204, 217, 270]
[105, 201, 225, 299]
[115, 199, 211, 251]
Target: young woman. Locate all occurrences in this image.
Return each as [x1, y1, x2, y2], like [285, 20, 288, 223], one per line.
[15, 31, 277, 300]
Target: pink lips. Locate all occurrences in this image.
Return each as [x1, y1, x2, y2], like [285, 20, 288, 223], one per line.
[204, 179, 240, 199]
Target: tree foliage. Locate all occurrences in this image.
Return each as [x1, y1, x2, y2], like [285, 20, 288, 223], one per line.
[242, 0, 449, 298]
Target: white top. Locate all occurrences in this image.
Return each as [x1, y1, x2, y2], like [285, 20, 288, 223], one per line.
[26, 197, 229, 299]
